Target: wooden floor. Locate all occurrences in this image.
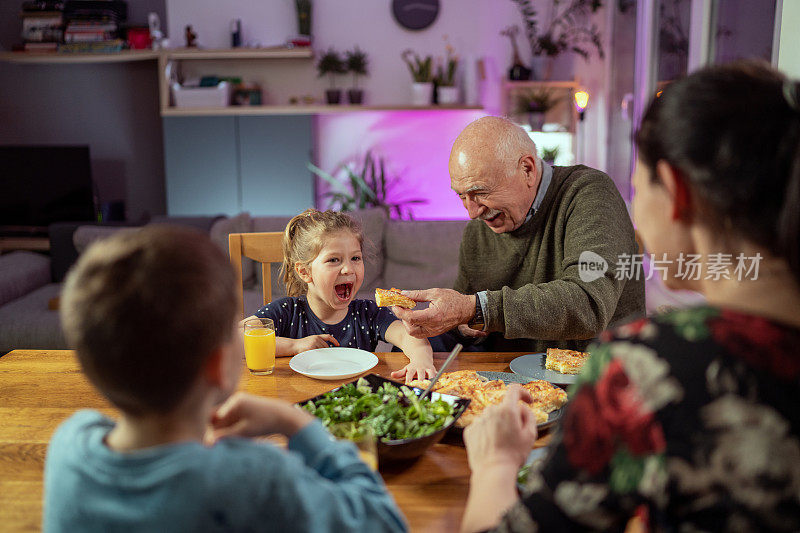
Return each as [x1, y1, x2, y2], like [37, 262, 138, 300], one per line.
[0, 350, 551, 532]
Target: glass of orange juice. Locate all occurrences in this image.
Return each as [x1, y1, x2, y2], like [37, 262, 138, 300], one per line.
[243, 317, 276, 375]
[330, 423, 378, 471]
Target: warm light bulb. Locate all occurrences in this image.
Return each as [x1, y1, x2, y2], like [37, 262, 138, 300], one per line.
[574, 90, 589, 111]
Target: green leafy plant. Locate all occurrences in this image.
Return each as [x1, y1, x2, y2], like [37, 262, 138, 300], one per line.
[401, 49, 433, 83]
[540, 145, 560, 163]
[516, 88, 561, 113]
[308, 151, 428, 219]
[316, 48, 346, 88]
[511, 0, 605, 60]
[345, 46, 369, 88]
[434, 36, 459, 87]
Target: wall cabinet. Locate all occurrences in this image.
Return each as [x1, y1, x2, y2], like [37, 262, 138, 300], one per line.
[163, 115, 313, 216]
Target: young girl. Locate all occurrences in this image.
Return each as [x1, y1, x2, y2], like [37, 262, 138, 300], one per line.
[249, 209, 436, 383]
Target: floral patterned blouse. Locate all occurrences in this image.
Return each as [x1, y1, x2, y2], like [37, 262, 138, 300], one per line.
[497, 306, 800, 532]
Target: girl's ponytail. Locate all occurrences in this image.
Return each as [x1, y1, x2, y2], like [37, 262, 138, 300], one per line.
[281, 209, 316, 297]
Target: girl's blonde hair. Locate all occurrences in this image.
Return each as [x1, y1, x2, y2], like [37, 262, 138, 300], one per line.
[282, 209, 364, 296]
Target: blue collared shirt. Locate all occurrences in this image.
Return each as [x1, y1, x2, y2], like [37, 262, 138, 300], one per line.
[474, 162, 553, 329]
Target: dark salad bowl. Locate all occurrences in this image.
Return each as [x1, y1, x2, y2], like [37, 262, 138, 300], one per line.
[297, 374, 471, 462]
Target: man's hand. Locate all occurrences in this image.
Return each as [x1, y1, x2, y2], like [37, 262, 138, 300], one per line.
[463, 384, 539, 472]
[292, 334, 339, 354]
[205, 392, 314, 444]
[391, 288, 476, 338]
[457, 323, 489, 339]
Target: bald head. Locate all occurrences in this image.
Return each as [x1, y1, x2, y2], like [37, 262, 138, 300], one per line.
[449, 116, 543, 234]
[449, 116, 540, 177]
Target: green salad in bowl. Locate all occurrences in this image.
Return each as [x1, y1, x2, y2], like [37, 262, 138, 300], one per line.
[298, 374, 470, 461]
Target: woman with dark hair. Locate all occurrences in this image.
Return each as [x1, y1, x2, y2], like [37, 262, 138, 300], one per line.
[461, 60, 800, 533]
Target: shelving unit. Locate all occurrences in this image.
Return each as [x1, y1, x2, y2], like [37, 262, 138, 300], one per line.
[1, 47, 483, 116]
[500, 80, 580, 166]
[500, 80, 579, 132]
[161, 104, 482, 116]
[0, 49, 160, 64]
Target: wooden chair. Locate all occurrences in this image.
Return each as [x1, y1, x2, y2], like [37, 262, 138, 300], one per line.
[228, 232, 284, 319]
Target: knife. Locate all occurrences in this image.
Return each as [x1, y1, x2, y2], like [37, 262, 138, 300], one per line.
[419, 343, 463, 400]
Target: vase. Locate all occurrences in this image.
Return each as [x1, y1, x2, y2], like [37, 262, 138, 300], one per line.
[411, 82, 433, 106]
[437, 86, 460, 105]
[530, 56, 552, 81]
[325, 89, 342, 105]
[347, 89, 364, 104]
[528, 111, 545, 131]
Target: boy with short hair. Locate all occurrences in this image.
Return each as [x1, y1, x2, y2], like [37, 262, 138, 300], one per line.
[44, 226, 406, 533]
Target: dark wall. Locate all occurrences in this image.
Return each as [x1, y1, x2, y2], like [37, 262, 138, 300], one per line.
[0, 1, 169, 221]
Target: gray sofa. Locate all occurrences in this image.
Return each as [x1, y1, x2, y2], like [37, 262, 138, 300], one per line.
[0, 209, 469, 354]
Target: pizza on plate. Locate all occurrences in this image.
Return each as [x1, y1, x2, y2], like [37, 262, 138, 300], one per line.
[375, 288, 415, 309]
[409, 370, 567, 428]
[544, 348, 590, 375]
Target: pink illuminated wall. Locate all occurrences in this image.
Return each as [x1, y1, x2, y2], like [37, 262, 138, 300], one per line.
[314, 110, 486, 220]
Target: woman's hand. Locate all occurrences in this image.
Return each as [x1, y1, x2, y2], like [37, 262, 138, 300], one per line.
[205, 392, 313, 444]
[391, 359, 437, 384]
[464, 384, 539, 472]
[292, 334, 340, 353]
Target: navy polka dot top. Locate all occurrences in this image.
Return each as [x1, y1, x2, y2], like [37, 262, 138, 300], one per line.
[254, 296, 397, 350]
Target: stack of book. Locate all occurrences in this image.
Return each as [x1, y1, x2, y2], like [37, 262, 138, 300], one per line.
[20, 1, 64, 52]
[60, 0, 127, 53]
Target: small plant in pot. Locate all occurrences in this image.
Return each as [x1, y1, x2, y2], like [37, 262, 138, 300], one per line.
[434, 37, 460, 105]
[345, 46, 369, 105]
[540, 145, 560, 165]
[317, 48, 346, 104]
[516, 88, 560, 131]
[402, 49, 433, 106]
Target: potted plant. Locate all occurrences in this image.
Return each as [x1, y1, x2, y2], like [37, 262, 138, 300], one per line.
[435, 37, 460, 105]
[402, 49, 433, 106]
[540, 145, 560, 166]
[511, 0, 604, 80]
[345, 46, 369, 105]
[308, 152, 428, 219]
[317, 48, 346, 104]
[516, 88, 560, 130]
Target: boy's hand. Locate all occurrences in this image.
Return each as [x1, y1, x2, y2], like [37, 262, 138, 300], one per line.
[205, 392, 314, 444]
[391, 359, 437, 384]
[293, 334, 340, 353]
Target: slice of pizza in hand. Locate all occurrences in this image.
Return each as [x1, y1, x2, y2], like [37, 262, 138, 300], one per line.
[375, 287, 416, 309]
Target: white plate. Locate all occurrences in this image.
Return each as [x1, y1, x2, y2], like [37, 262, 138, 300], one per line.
[289, 347, 379, 380]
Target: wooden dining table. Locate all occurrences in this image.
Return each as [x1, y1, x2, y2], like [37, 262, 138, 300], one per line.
[0, 349, 554, 532]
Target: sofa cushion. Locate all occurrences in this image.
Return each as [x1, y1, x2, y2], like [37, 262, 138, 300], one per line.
[0, 283, 66, 353]
[0, 251, 51, 307]
[383, 220, 468, 290]
[73, 226, 137, 254]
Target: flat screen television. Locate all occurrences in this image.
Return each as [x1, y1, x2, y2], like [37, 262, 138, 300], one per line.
[0, 145, 96, 234]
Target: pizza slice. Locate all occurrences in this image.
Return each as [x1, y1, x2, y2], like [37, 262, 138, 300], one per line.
[375, 287, 416, 309]
[544, 348, 590, 375]
[522, 380, 568, 412]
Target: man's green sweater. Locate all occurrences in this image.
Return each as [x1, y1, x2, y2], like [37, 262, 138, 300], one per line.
[453, 165, 645, 352]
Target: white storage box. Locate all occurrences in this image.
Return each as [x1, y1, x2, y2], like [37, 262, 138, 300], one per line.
[172, 81, 231, 108]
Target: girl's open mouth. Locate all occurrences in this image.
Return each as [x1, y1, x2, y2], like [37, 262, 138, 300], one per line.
[335, 283, 353, 301]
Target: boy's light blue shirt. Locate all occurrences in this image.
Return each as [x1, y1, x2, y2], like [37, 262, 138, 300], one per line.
[43, 410, 407, 533]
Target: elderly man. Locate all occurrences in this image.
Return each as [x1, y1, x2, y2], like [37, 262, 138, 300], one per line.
[392, 116, 644, 352]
